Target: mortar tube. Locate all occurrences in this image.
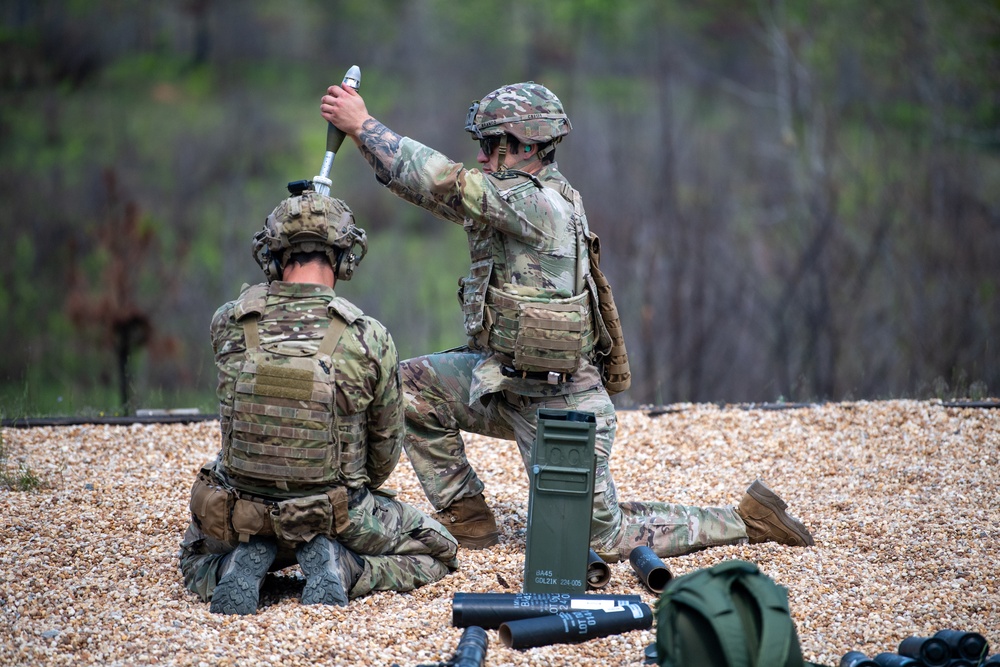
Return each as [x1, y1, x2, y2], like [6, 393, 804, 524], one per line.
[452, 592, 642, 629]
[628, 545, 672, 593]
[498, 603, 653, 649]
[586, 550, 611, 589]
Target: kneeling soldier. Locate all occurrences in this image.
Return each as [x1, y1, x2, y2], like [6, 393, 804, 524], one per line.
[179, 186, 458, 615]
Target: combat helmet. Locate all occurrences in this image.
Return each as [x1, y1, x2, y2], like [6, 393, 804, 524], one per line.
[252, 184, 367, 282]
[465, 82, 571, 163]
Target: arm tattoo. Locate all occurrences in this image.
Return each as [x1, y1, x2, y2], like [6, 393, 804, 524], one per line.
[358, 119, 401, 184]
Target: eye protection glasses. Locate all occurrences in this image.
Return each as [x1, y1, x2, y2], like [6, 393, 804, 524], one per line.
[478, 136, 500, 155]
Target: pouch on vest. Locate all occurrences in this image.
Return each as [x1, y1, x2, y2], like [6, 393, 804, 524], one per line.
[654, 559, 811, 667]
[486, 285, 594, 373]
[459, 257, 492, 339]
[327, 486, 351, 535]
[273, 493, 334, 544]
[586, 232, 631, 395]
[189, 468, 235, 543]
[513, 297, 588, 373]
[231, 498, 276, 542]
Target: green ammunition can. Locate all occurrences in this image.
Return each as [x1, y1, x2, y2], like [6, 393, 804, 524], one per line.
[522, 408, 597, 594]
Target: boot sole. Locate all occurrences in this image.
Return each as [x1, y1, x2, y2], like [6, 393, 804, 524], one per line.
[297, 538, 349, 606]
[745, 480, 815, 547]
[453, 532, 500, 550]
[210, 541, 276, 615]
[746, 480, 788, 511]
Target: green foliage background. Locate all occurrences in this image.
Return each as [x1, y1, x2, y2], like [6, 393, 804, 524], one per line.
[1, 0, 998, 416]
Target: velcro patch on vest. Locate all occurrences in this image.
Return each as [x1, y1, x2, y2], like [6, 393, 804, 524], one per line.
[235, 381, 330, 404]
[248, 363, 317, 401]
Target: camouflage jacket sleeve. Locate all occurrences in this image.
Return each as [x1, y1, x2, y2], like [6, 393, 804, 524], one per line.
[384, 137, 553, 245]
[353, 316, 404, 489]
[209, 298, 241, 405]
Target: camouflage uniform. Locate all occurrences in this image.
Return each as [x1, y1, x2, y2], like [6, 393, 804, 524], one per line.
[371, 132, 749, 560]
[179, 281, 458, 601]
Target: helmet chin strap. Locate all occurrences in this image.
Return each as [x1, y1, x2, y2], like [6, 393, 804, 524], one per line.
[496, 134, 509, 172]
[495, 135, 539, 173]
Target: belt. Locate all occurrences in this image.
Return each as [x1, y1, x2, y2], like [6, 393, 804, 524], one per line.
[500, 365, 573, 385]
[233, 484, 365, 506]
[232, 488, 280, 507]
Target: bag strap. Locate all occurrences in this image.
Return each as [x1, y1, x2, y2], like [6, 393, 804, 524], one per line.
[665, 570, 752, 667]
[317, 314, 348, 357]
[242, 317, 261, 351]
[738, 571, 796, 667]
[237, 283, 270, 352]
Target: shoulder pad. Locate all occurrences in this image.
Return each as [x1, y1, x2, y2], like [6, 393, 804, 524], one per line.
[233, 283, 269, 321]
[328, 296, 364, 325]
[487, 170, 543, 202]
[487, 169, 541, 188]
[541, 177, 576, 203]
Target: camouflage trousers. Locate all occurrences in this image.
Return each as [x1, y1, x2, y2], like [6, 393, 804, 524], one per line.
[178, 486, 458, 602]
[401, 350, 749, 560]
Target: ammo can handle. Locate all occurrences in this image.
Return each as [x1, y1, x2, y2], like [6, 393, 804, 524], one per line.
[532, 465, 592, 495]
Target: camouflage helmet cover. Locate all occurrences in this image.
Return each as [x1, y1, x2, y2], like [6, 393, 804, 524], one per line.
[465, 81, 572, 145]
[252, 190, 367, 282]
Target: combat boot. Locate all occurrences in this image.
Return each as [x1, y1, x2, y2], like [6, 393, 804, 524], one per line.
[737, 479, 815, 547]
[210, 537, 278, 615]
[433, 493, 500, 549]
[296, 535, 363, 606]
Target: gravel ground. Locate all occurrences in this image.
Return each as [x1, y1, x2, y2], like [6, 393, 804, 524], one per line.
[1, 400, 997, 667]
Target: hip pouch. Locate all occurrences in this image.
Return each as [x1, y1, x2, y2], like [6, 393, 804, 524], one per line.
[231, 498, 276, 542]
[514, 299, 588, 373]
[273, 494, 332, 544]
[189, 470, 235, 543]
[272, 487, 350, 543]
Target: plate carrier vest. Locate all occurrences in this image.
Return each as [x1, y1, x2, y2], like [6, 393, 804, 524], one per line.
[220, 284, 365, 487]
[459, 172, 630, 393]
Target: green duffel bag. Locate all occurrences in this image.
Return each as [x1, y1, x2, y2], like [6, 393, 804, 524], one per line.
[654, 559, 829, 667]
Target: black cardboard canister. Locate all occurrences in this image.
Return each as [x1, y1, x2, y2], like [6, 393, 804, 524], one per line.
[451, 592, 643, 629]
[933, 629, 988, 662]
[897, 636, 950, 667]
[628, 545, 672, 593]
[839, 651, 879, 667]
[586, 549, 611, 589]
[498, 603, 653, 649]
[450, 626, 488, 667]
[872, 653, 920, 667]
